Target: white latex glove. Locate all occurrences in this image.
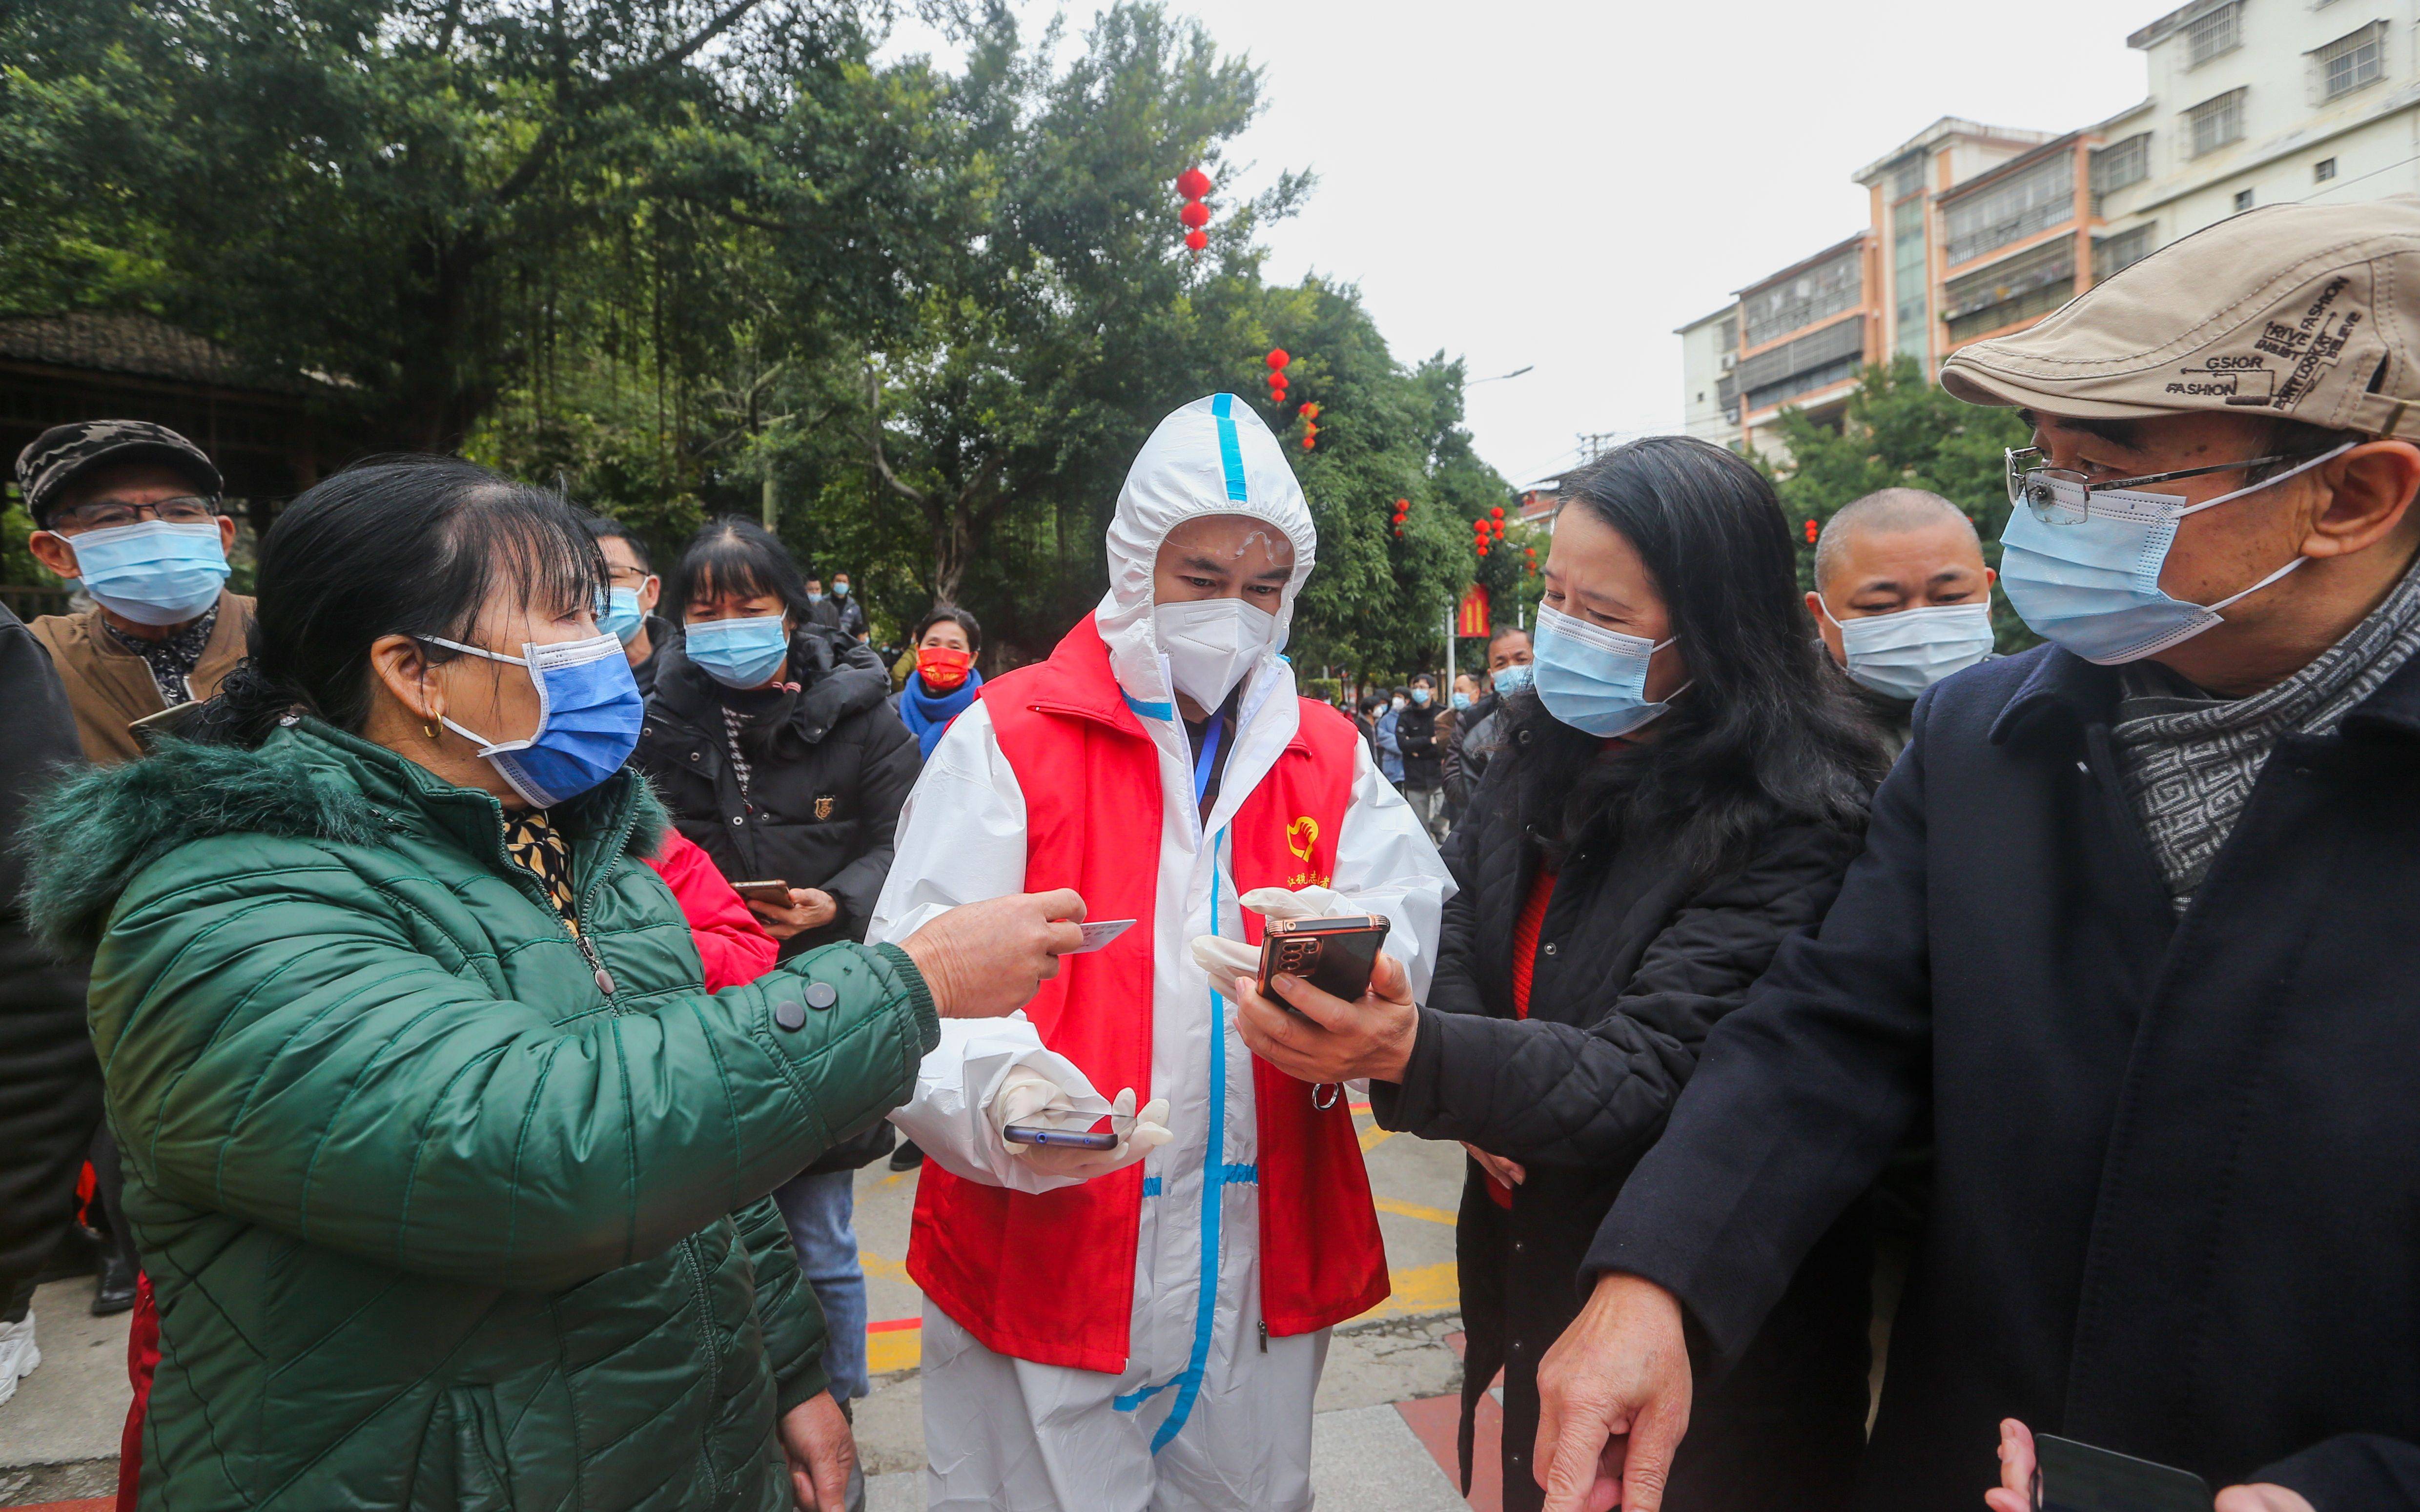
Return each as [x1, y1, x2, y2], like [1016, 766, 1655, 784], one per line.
[996, 1082, 1173, 1181]
[1187, 885, 1357, 982]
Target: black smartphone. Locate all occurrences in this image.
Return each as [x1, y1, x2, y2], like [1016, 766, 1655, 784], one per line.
[2033, 1433, 2212, 1512]
[1256, 915, 1390, 1006]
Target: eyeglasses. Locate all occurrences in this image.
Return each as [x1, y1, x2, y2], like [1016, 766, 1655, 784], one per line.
[48, 495, 222, 531]
[2005, 447, 2300, 524]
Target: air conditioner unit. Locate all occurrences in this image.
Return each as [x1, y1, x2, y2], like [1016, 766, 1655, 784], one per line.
[1719, 353, 1736, 372]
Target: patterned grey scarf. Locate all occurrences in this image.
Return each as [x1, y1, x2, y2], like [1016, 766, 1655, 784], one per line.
[2113, 558, 2420, 909]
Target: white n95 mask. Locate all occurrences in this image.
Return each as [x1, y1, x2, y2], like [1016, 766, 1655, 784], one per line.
[1822, 600, 1996, 701]
[1155, 596, 1276, 710]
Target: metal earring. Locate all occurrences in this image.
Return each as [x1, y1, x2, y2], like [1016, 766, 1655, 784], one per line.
[423, 719, 442, 741]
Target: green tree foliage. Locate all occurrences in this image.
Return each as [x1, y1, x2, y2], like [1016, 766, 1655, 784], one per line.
[2, 0, 1505, 669]
[1765, 355, 2034, 647]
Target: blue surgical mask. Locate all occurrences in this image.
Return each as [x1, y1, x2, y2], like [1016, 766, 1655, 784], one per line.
[422, 632, 644, 808]
[1411, 687, 1432, 706]
[684, 614, 790, 688]
[597, 587, 646, 646]
[1451, 691, 1472, 711]
[1532, 603, 1685, 738]
[1820, 599, 1995, 701]
[807, 590, 824, 603]
[832, 581, 850, 598]
[1491, 662, 1534, 696]
[2000, 443, 2354, 664]
[65, 520, 229, 626]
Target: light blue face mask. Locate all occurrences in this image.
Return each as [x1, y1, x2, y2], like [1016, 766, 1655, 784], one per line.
[684, 614, 790, 688]
[1531, 603, 1686, 738]
[66, 520, 229, 626]
[597, 587, 646, 646]
[422, 632, 644, 808]
[2000, 442, 2356, 665]
[1450, 691, 1472, 711]
[1491, 662, 1534, 697]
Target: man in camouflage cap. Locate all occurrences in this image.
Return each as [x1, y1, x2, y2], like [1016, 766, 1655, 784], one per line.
[1532, 199, 2420, 1512]
[15, 419, 254, 766]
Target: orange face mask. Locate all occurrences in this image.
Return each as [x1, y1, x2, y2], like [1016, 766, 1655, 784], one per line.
[916, 645, 973, 692]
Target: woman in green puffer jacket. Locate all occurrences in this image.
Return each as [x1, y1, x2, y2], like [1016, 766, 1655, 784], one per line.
[20, 457, 1086, 1512]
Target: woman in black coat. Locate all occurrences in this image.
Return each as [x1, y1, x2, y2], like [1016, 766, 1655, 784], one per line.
[1231, 436, 1888, 1512]
[633, 518, 919, 957]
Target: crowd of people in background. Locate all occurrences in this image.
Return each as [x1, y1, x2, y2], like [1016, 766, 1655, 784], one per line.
[4, 198, 2420, 1512]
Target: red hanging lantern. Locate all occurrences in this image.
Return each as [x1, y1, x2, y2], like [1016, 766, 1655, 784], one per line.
[1266, 348, 1290, 371]
[1804, 518, 1819, 545]
[1477, 546, 1490, 557]
[1179, 201, 1211, 230]
[1177, 167, 1212, 201]
[1298, 401, 1320, 419]
[1185, 229, 1208, 251]
[1490, 505, 1505, 520]
[1268, 372, 1289, 393]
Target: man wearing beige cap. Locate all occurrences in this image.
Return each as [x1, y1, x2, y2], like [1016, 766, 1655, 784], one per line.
[1529, 198, 2420, 1512]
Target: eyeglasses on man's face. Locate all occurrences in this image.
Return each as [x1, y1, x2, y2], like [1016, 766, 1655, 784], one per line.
[2004, 446, 2303, 524]
[48, 495, 223, 532]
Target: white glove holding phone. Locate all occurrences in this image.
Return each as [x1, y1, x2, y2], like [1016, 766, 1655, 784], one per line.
[991, 1070, 1172, 1181]
[1187, 885, 1356, 981]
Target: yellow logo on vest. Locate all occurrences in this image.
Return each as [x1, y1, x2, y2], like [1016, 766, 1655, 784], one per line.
[814, 795, 836, 820]
[1286, 815, 1318, 861]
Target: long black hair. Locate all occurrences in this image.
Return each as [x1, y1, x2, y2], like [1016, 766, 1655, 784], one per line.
[1504, 436, 1885, 879]
[912, 604, 981, 653]
[668, 517, 814, 623]
[196, 455, 605, 748]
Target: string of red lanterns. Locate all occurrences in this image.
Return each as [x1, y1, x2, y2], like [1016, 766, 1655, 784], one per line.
[1177, 167, 1212, 253]
[1265, 347, 1289, 408]
[1298, 401, 1320, 451]
[1390, 496, 1408, 538]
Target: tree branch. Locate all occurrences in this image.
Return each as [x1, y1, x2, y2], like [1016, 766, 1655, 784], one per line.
[861, 367, 933, 513]
[487, 0, 771, 209]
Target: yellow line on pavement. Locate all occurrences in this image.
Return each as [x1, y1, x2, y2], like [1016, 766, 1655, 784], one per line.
[1374, 1196, 1458, 1226]
[1358, 1123, 1395, 1153]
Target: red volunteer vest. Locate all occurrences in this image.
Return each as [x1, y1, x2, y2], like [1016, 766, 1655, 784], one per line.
[907, 618, 1390, 1373]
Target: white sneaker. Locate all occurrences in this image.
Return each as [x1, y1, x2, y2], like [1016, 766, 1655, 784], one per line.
[0, 1311, 40, 1410]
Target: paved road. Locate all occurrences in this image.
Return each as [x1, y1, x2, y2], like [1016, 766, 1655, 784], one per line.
[0, 1102, 1493, 1511]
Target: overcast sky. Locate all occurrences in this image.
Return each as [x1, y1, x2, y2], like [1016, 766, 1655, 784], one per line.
[881, 1, 2160, 487]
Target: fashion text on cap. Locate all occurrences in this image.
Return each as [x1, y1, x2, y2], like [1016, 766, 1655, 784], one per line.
[13, 419, 223, 523]
[1941, 195, 2420, 441]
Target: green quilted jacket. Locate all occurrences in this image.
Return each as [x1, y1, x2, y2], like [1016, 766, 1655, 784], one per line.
[20, 721, 940, 1511]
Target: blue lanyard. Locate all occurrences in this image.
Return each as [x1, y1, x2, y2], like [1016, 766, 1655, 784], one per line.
[1191, 711, 1226, 807]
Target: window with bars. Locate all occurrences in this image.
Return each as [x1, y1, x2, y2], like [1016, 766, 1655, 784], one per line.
[2091, 134, 2151, 202]
[2186, 2, 2242, 66]
[1942, 239, 2078, 344]
[2315, 23, 2385, 101]
[2186, 89, 2247, 157]
[1941, 154, 2076, 268]
[1740, 247, 1863, 348]
[2093, 225, 2155, 284]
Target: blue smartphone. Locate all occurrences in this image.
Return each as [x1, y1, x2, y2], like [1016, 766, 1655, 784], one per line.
[1002, 1124, 1119, 1151]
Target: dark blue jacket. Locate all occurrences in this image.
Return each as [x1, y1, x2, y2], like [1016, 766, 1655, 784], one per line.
[1592, 643, 2420, 1511]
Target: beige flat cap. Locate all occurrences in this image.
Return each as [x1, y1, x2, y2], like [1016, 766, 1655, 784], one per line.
[1941, 195, 2420, 440]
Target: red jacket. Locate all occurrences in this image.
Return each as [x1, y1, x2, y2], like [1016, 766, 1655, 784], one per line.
[907, 619, 1388, 1372]
[646, 826, 779, 991]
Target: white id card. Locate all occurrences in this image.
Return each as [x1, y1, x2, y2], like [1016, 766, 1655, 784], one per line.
[1066, 919, 1137, 954]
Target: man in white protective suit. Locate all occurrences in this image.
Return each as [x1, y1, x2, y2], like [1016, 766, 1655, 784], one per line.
[870, 392, 1452, 1511]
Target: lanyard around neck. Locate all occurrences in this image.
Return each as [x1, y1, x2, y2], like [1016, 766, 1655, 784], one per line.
[1192, 710, 1226, 807]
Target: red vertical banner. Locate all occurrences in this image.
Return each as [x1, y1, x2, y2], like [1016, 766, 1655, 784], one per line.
[1456, 583, 1490, 639]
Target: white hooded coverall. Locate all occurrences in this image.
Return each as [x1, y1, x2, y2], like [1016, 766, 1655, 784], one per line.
[871, 394, 1452, 1511]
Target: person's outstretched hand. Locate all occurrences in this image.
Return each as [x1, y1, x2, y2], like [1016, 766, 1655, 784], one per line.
[1986, 1420, 2313, 1512]
[1533, 1272, 1694, 1512]
[900, 890, 1087, 1019]
[779, 1390, 855, 1510]
[1231, 949, 1419, 1084]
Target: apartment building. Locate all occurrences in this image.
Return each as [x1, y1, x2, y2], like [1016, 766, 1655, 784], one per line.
[1679, 0, 2420, 455]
